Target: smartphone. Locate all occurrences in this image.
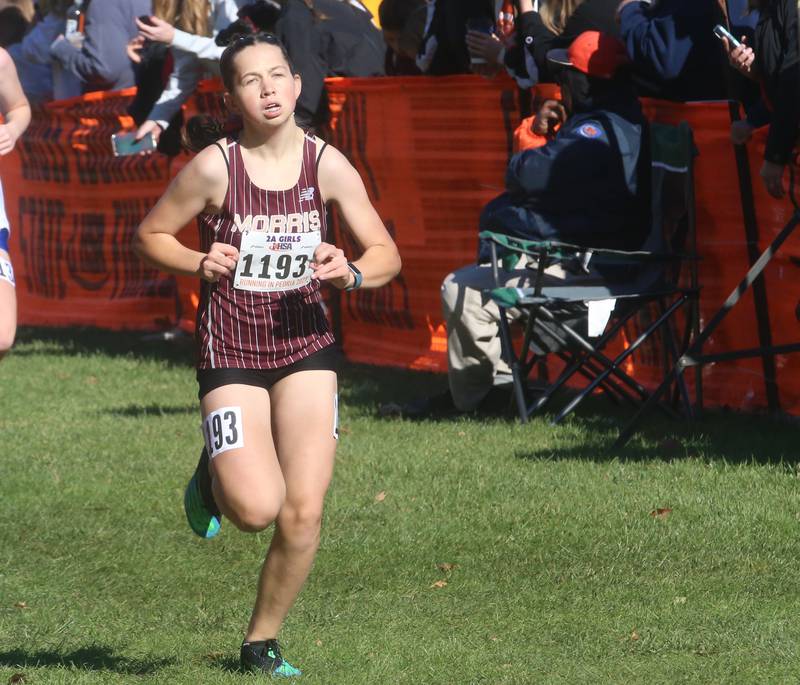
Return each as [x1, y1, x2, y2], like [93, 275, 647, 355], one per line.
[713, 24, 742, 49]
[466, 16, 495, 64]
[111, 131, 156, 157]
[466, 16, 494, 35]
[138, 14, 154, 25]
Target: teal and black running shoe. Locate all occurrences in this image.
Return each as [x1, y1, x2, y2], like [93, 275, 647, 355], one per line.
[240, 639, 302, 678]
[183, 447, 222, 539]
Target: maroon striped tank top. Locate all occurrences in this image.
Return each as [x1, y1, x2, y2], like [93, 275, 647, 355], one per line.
[195, 133, 335, 370]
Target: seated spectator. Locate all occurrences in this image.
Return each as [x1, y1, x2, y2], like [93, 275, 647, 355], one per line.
[0, 6, 28, 48]
[722, 0, 799, 198]
[399, 32, 651, 416]
[7, 0, 82, 102]
[132, 0, 244, 148]
[616, 0, 730, 101]
[379, 0, 426, 75]
[50, 0, 150, 93]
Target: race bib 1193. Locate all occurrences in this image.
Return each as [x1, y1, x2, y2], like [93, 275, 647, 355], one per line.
[234, 231, 321, 293]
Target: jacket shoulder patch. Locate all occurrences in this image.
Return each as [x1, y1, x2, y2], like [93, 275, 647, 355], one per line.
[578, 123, 603, 139]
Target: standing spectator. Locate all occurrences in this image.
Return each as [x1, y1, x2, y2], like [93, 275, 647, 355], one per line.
[378, 0, 427, 74]
[8, 0, 82, 102]
[132, 0, 244, 148]
[616, 0, 729, 101]
[514, 0, 619, 83]
[50, 0, 150, 93]
[416, 0, 496, 75]
[0, 47, 31, 360]
[724, 0, 799, 198]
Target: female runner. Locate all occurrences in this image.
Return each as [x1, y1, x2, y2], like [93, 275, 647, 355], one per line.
[0, 47, 32, 360]
[134, 32, 401, 676]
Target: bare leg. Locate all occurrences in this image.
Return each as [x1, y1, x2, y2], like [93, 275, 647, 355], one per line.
[200, 384, 285, 533]
[245, 369, 337, 641]
[0, 250, 17, 360]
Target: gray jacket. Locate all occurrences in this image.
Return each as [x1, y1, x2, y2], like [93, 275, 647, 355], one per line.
[50, 0, 150, 92]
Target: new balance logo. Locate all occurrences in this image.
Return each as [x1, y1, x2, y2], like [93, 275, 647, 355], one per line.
[299, 187, 315, 202]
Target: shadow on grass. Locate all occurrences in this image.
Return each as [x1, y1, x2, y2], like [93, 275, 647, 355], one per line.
[14, 326, 194, 367]
[0, 645, 175, 675]
[102, 403, 197, 418]
[514, 409, 800, 468]
[204, 653, 241, 673]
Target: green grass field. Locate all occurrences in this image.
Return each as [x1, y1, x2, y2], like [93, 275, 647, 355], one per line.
[2, 328, 800, 684]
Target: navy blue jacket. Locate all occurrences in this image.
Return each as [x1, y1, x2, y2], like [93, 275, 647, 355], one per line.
[618, 0, 728, 101]
[479, 102, 650, 261]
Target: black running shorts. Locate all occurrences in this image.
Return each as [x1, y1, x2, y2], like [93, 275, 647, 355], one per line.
[197, 344, 340, 400]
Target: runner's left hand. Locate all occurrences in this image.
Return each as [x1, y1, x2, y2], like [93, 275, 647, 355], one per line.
[0, 124, 17, 156]
[311, 242, 352, 289]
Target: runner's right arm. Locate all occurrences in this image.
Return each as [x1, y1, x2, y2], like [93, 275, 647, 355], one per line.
[0, 48, 31, 156]
[134, 145, 238, 282]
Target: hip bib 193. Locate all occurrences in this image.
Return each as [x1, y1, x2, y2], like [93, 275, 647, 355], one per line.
[234, 231, 321, 293]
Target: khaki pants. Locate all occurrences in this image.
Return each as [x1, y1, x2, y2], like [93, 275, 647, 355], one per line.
[441, 258, 597, 412]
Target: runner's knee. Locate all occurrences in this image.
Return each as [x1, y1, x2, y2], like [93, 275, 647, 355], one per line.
[277, 501, 323, 546]
[232, 499, 283, 533]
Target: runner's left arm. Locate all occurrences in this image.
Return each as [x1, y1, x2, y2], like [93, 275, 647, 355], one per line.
[0, 49, 31, 156]
[315, 144, 401, 290]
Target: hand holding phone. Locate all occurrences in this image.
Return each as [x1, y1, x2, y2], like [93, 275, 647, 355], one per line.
[713, 24, 741, 49]
[714, 25, 755, 76]
[466, 16, 497, 65]
[111, 131, 156, 157]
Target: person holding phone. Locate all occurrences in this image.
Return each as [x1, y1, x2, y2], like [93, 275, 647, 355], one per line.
[134, 32, 401, 675]
[49, 0, 149, 92]
[131, 0, 244, 149]
[719, 0, 799, 199]
[0, 47, 31, 361]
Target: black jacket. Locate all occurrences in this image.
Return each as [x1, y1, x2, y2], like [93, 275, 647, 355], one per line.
[753, 0, 800, 165]
[479, 100, 650, 259]
[517, 0, 620, 83]
[416, 0, 495, 75]
[274, 0, 385, 128]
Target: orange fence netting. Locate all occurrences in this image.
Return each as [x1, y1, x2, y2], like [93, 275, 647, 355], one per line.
[1, 75, 799, 413]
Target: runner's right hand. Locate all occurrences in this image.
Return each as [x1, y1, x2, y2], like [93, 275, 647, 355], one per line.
[199, 242, 239, 283]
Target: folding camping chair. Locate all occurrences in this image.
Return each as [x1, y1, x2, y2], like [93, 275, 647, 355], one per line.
[480, 121, 699, 427]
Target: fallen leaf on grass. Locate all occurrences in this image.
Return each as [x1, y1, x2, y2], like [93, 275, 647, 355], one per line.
[673, 596, 687, 605]
[9, 674, 26, 684]
[430, 580, 448, 589]
[85, 376, 98, 385]
[650, 508, 672, 519]
[630, 630, 640, 641]
[436, 563, 457, 573]
[374, 491, 386, 503]
[13, 602, 27, 609]
[338, 426, 351, 435]
[489, 636, 499, 642]
[315, 640, 323, 647]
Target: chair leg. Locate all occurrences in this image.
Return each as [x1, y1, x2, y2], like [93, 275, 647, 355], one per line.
[614, 365, 684, 448]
